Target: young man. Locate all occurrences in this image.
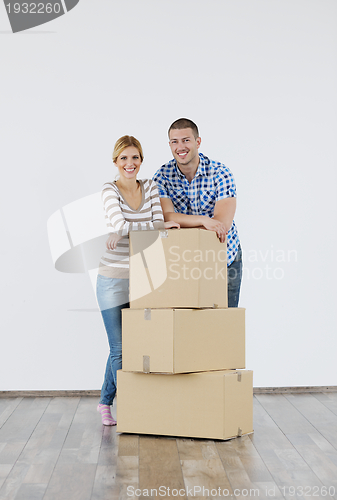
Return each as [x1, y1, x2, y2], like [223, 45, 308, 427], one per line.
[153, 118, 242, 307]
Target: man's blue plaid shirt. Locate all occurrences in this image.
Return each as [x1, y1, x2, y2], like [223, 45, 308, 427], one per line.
[153, 152, 240, 266]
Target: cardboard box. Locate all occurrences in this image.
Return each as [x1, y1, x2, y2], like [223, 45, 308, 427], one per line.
[116, 369, 253, 440]
[129, 228, 227, 309]
[122, 308, 245, 374]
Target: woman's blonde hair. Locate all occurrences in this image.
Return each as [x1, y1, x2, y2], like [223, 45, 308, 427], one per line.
[112, 135, 144, 163]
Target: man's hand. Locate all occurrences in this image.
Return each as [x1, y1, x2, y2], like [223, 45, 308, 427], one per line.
[201, 217, 227, 242]
[106, 233, 123, 250]
[212, 198, 237, 243]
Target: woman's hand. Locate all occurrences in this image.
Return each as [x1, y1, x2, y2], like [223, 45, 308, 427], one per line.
[164, 221, 180, 229]
[106, 233, 123, 250]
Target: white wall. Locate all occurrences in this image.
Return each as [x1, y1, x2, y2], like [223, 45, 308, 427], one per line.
[1, 0, 336, 390]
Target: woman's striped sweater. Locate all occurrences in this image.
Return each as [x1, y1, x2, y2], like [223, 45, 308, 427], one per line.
[98, 179, 164, 279]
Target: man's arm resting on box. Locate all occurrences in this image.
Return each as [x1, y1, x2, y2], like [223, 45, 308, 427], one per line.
[213, 197, 236, 243]
[160, 198, 227, 241]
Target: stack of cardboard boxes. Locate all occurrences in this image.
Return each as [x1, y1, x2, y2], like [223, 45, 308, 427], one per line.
[116, 228, 253, 440]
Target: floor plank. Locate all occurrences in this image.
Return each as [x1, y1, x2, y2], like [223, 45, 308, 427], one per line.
[43, 463, 97, 500]
[13, 483, 47, 500]
[285, 393, 337, 450]
[114, 455, 138, 499]
[56, 397, 102, 465]
[256, 393, 337, 498]
[216, 434, 283, 499]
[139, 435, 185, 499]
[311, 392, 337, 417]
[0, 398, 23, 429]
[0, 398, 51, 461]
[251, 396, 329, 500]
[91, 465, 118, 500]
[0, 463, 31, 500]
[0, 397, 80, 499]
[0, 395, 336, 500]
[42, 397, 103, 499]
[0, 464, 12, 490]
[18, 397, 80, 467]
[0, 398, 52, 500]
[97, 424, 119, 467]
[91, 430, 139, 499]
[177, 438, 232, 499]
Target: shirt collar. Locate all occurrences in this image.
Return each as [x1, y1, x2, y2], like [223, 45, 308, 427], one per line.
[173, 153, 207, 179]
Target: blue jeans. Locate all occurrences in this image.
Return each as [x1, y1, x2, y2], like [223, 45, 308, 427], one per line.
[96, 275, 129, 405]
[227, 245, 242, 307]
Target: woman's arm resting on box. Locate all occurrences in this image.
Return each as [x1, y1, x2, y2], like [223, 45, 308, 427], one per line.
[106, 233, 124, 250]
[105, 184, 179, 249]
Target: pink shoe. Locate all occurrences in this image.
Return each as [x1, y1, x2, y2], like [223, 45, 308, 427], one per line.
[97, 404, 117, 426]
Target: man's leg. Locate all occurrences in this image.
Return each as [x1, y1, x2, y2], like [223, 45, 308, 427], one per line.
[227, 245, 242, 307]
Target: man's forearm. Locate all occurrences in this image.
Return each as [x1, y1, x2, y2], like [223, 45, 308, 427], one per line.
[213, 198, 236, 233]
[163, 211, 205, 227]
[163, 210, 227, 242]
[212, 214, 233, 233]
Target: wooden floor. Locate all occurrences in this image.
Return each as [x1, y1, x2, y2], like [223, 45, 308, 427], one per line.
[1, 393, 337, 500]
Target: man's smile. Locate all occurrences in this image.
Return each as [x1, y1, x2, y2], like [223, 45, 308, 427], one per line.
[177, 151, 189, 158]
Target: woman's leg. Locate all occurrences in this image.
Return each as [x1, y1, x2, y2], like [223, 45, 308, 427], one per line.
[96, 276, 129, 407]
[99, 302, 128, 404]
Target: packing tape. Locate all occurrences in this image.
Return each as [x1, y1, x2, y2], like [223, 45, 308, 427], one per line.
[143, 355, 150, 373]
[237, 372, 242, 382]
[160, 230, 168, 238]
[144, 309, 151, 320]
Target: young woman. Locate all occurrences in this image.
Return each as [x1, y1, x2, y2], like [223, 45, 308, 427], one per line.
[96, 135, 178, 425]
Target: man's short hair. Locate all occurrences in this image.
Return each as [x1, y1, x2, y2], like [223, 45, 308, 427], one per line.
[168, 118, 199, 139]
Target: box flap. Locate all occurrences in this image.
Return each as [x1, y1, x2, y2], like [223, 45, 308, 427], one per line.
[223, 370, 253, 439]
[122, 309, 175, 373]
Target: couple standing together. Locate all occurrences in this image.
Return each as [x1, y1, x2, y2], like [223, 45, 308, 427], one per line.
[96, 118, 243, 425]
